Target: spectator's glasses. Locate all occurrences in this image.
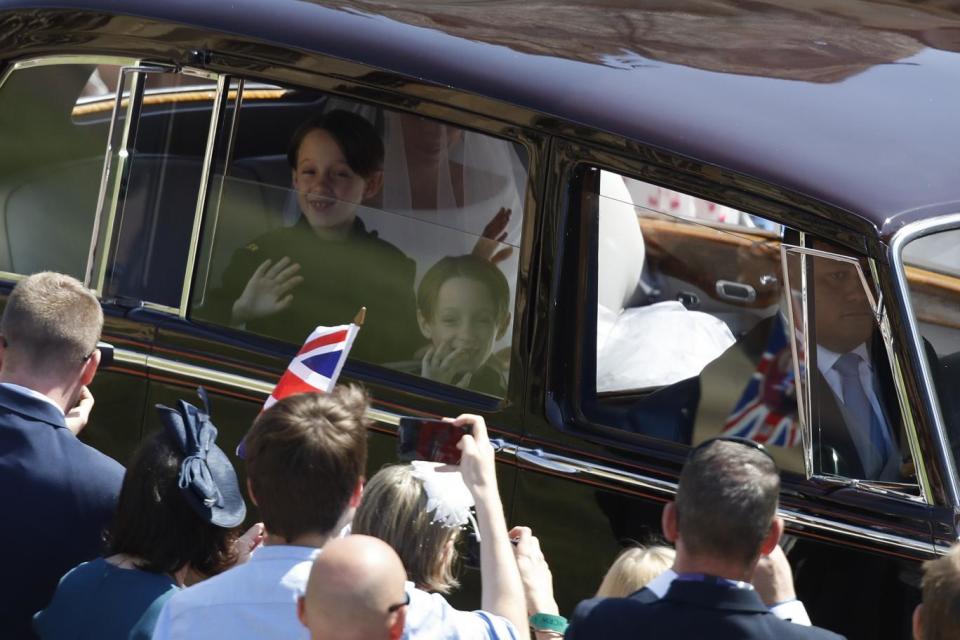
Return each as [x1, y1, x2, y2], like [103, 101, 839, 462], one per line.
[691, 435, 777, 464]
[387, 591, 410, 613]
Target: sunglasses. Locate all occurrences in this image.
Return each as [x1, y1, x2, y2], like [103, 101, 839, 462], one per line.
[387, 591, 410, 613]
[691, 435, 777, 465]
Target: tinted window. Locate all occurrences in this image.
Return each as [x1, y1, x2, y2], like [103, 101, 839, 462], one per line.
[100, 72, 218, 307]
[0, 62, 123, 279]
[191, 85, 526, 398]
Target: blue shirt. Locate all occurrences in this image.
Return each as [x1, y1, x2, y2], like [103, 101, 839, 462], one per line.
[33, 557, 179, 640]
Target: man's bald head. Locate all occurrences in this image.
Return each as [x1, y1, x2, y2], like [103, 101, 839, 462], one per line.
[298, 535, 408, 640]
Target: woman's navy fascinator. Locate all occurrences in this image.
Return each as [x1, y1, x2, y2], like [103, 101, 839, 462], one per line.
[156, 387, 246, 528]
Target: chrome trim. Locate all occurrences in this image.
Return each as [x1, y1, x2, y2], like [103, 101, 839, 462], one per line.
[781, 240, 813, 478]
[179, 73, 228, 317]
[870, 256, 933, 504]
[121, 348, 401, 427]
[507, 443, 933, 554]
[890, 213, 960, 507]
[141, 301, 181, 315]
[935, 542, 960, 556]
[194, 77, 245, 306]
[0, 55, 140, 90]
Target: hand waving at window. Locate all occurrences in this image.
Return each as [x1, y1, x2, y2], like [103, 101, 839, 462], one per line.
[230, 257, 304, 325]
[472, 207, 514, 265]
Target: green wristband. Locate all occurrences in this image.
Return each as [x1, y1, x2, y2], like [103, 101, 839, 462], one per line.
[529, 612, 568, 633]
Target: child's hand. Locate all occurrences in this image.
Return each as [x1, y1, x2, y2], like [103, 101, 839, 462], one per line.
[231, 257, 304, 325]
[421, 337, 475, 385]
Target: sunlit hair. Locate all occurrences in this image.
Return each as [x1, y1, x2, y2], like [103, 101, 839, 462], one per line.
[595, 545, 675, 598]
[919, 544, 960, 640]
[286, 109, 384, 179]
[244, 385, 370, 541]
[417, 254, 510, 323]
[675, 440, 780, 567]
[0, 271, 102, 376]
[352, 464, 462, 594]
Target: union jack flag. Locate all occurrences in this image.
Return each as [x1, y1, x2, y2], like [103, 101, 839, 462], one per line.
[263, 323, 360, 410]
[722, 315, 801, 447]
[237, 323, 359, 458]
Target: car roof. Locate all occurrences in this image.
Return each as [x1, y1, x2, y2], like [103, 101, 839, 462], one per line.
[4, 0, 960, 238]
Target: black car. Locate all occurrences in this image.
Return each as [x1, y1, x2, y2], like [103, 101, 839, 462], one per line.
[1, 2, 959, 638]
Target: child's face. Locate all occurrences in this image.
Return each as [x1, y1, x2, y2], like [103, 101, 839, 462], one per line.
[419, 277, 504, 374]
[292, 128, 382, 236]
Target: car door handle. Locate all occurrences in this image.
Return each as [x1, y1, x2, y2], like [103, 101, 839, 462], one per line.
[515, 448, 581, 474]
[715, 280, 757, 303]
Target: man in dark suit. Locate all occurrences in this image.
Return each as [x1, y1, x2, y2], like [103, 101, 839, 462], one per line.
[807, 255, 902, 480]
[0, 272, 124, 638]
[565, 438, 845, 639]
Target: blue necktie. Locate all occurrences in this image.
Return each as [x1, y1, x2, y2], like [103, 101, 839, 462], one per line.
[833, 352, 892, 478]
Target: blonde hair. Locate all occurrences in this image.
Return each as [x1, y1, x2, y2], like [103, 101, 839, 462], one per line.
[595, 545, 675, 598]
[352, 464, 461, 594]
[919, 544, 960, 640]
[0, 272, 102, 376]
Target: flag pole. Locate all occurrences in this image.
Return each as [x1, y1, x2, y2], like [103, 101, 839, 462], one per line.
[353, 306, 367, 327]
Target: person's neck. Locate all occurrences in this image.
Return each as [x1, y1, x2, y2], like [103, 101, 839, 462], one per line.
[0, 370, 74, 412]
[263, 531, 330, 549]
[671, 553, 755, 583]
[309, 220, 353, 241]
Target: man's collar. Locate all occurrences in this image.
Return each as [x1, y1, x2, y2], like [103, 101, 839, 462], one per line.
[645, 568, 677, 599]
[662, 579, 769, 613]
[817, 342, 870, 373]
[0, 382, 65, 416]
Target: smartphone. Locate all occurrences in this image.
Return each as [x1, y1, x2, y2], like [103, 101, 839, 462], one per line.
[397, 417, 471, 465]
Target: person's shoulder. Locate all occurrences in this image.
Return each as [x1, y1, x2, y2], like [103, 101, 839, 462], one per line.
[567, 595, 648, 638]
[405, 584, 517, 638]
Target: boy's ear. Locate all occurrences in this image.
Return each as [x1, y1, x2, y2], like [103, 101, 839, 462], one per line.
[496, 312, 511, 341]
[363, 170, 384, 199]
[416, 310, 432, 340]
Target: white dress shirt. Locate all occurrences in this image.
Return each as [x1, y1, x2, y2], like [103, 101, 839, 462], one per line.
[151, 545, 318, 640]
[817, 343, 900, 479]
[645, 568, 811, 626]
[403, 582, 518, 640]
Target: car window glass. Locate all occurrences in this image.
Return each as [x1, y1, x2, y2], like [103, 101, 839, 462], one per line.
[101, 72, 218, 308]
[0, 62, 123, 279]
[783, 243, 915, 487]
[585, 170, 806, 474]
[902, 228, 960, 477]
[190, 84, 526, 398]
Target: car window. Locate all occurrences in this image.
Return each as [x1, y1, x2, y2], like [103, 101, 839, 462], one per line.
[902, 228, 960, 478]
[583, 169, 915, 489]
[99, 71, 218, 308]
[190, 83, 526, 399]
[0, 62, 124, 279]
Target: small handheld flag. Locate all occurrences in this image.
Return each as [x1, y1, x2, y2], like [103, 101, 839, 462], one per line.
[237, 308, 364, 457]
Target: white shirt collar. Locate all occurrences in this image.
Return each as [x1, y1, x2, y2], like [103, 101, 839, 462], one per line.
[0, 382, 64, 416]
[816, 342, 870, 374]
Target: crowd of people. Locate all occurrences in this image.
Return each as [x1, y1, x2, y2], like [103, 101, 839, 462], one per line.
[3, 271, 960, 639]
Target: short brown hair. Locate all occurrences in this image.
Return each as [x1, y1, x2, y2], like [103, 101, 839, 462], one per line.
[417, 255, 510, 323]
[352, 464, 462, 594]
[919, 545, 960, 640]
[244, 386, 369, 541]
[675, 440, 780, 566]
[0, 271, 102, 375]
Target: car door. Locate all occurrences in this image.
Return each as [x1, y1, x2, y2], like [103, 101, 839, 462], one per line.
[510, 141, 940, 640]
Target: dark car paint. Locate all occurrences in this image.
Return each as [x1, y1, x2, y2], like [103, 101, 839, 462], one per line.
[0, 2, 957, 639]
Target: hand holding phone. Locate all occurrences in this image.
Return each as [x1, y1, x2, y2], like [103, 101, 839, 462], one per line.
[397, 417, 472, 465]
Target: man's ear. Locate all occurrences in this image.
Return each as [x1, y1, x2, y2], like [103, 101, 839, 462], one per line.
[662, 501, 679, 543]
[79, 349, 101, 386]
[496, 312, 511, 341]
[297, 595, 308, 628]
[246, 478, 259, 507]
[363, 170, 384, 200]
[389, 608, 406, 640]
[912, 603, 923, 640]
[348, 476, 364, 508]
[759, 516, 784, 557]
[416, 310, 432, 340]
